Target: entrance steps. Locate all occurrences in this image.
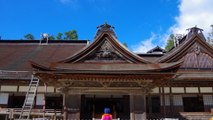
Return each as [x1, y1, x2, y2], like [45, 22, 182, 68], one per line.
[180, 112, 212, 120]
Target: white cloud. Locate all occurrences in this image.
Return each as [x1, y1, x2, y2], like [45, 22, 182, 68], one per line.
[171, 0, 213, 35]
[133, 0, 213, 53]
[132, 33, 156, 53]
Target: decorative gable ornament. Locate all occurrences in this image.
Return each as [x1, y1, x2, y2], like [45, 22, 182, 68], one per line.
[181, 45, 213, 69]
[95, 22, 117, 39]
[85, 40, 125, 62]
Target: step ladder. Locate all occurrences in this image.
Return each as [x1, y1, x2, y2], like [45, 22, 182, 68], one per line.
[19, 74, 39, 120]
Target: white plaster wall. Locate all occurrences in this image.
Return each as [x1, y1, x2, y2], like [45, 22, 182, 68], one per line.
[185, 87, 199, 93]
[0, 86, 17, 92]
[172, 87, 184, 93]
[200, 87, 212, 93]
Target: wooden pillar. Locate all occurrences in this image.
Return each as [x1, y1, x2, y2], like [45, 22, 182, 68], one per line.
[64, 94, 81, 120]
[43, 83, 47, 118]
[148, 94, 152, 113]
[169, 85, 174, 114]
[113, 104, 116, 118]
[130, 95, 146, 120]
[62, 93, 67, 120]
[162, 87, 166, 117]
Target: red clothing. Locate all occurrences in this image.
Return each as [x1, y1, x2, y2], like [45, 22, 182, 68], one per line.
[101, 114, 112, 120]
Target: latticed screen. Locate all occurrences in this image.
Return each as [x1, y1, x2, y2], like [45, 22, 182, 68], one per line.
[203, 95, 213, 105]
[173, 95, 183, 106]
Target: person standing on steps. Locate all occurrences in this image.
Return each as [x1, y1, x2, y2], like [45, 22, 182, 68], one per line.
[101, 108, 112, 120]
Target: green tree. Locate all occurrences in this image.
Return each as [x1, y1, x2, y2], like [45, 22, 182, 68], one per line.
[48, 35, 55, 40]
[122, 42, 128, 48]
[24, 33, 34, 40]
[64, 30, 78, 40]
[165, 34, 175, 51]
[56, 32, 63, 40]
[207, 25, 213, 45]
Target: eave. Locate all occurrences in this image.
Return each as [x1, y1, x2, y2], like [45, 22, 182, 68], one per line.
[31, 61, 182, 93]
[30, 61, 182, 74]
[29, 61, 55, 71]
[174, 69, 213, 81]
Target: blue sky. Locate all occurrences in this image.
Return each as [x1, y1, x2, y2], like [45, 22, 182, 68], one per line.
[0, 0, 213, 52]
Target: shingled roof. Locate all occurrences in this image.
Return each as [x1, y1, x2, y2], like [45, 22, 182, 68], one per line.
[0, 40, 88, 71]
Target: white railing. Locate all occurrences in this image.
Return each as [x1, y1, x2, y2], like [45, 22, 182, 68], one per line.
[0, 108, 63, 120]
[0, 70, 32, 79]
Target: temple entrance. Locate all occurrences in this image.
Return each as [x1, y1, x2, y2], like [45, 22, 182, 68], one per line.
[183, 96, 204, 112]
[93, 98, 113, 118]
[146, 96, 161, 113]
[80, 95, 130, 119]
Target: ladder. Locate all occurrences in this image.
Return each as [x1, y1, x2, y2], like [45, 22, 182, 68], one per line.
[19, 74, 39, 120]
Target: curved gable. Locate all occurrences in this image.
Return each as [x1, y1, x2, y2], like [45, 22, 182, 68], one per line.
[59, 32, 150, 64]
[181, 45, 213, 69]
[158, 34, 213, 69]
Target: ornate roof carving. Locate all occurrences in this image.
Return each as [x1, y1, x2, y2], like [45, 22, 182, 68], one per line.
[85, 39, 126, 62]
[95, 22, 117, 39]
[181, 45, 213, 69]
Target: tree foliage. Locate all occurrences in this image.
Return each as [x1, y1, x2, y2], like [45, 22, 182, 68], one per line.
[207, 25, 213, 45]
[64, 30, 78, 40]
[23, 29, 78, 40]
[165, 34, 175, 51]
[24, 33, 34, 40]
[48, 35, 55, 40]
[122, 42, 128, 48]
[56, 32, 63, 40]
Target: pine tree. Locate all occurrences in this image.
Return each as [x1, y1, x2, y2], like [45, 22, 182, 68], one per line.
[165, 34, 175, 51]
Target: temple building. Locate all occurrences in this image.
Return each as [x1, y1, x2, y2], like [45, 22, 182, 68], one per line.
[0, 23, 213, 120]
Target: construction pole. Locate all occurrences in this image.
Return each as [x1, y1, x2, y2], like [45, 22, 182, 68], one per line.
[43, 83, 47, 119]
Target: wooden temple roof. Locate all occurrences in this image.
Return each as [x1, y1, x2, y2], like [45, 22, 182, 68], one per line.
[137, 46, 166, 62]
[29, 23, 182, 93]
[2, 24, 213, 89]
[157, 27, 213, 65]
[0, 40, 88, 71]
[158, 27, 213, 69]
[157, 26, 213, 86]
[147, 46, 166, 54]
[31, 23, 181, 73]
